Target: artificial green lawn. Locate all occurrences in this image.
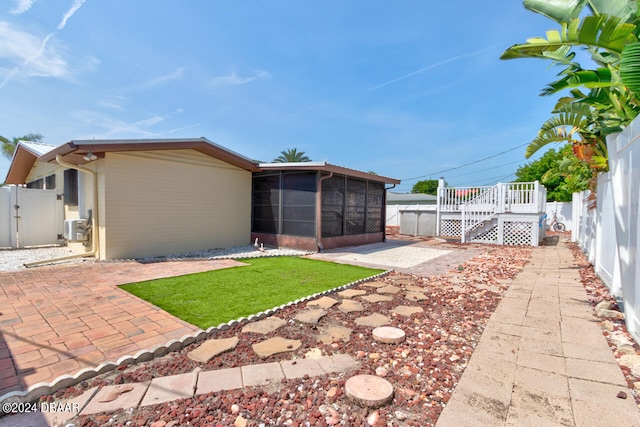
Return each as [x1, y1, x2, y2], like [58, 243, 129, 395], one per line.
[120, 257, 383, 329]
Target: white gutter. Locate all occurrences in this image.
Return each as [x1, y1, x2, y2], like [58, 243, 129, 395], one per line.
[24, 155, 100, 267]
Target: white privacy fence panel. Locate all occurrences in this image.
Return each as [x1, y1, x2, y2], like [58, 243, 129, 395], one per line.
[574, 115, 640, 344]
[595, 173, 620, 297]
[0, 186, 12, 247]
[545, 201, 573, 231]
[609, 118, 640, 344]
[386, 204, 434, 227]
[0, 186, 62, 248]
[18, 188, 63, 247]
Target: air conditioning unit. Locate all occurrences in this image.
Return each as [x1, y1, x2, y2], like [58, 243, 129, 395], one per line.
[63, 219, 88, 241]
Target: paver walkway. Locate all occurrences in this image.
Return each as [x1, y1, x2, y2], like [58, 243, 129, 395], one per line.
[437, 243, 640, 426]
[0, 259, 244, 397]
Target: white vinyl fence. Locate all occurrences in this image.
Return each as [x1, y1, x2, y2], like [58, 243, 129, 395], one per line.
[573, 115, 640, 344]
[545, 201, 573, 231]
[0, 185, 63, 248]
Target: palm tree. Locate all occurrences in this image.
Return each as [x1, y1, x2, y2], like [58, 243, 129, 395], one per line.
[1, 133, 44, 159]
[273, 148, 311, 163]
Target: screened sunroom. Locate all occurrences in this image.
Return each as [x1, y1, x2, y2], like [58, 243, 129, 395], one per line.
[251, 163, 400, 252]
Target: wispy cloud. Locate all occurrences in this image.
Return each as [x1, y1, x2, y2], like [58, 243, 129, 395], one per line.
[165, 122, 200, 134]
[73, 108, 185, 138]
[72, 110, 159, 138]
[368, 45, 499, 91]
[58, 0, 86, 30]
[208, 69, 271, 88]
[135, 68, 184, 90]
[283, 104, 324, 119]
[0, 0, 88, 89]
[9, 0, 36, 15]
[97, 96, 128, 112]
[0, 22, 69, 88]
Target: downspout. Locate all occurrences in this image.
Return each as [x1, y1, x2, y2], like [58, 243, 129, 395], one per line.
[316, 172, 333, 252]
[24, 155, 100, 267]
[383, 184, 396, 242]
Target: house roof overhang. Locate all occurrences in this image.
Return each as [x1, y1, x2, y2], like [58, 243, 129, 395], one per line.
[6, 137, 261, 184]
[4, 141, 57, 184]
[257, 162, 401, 185]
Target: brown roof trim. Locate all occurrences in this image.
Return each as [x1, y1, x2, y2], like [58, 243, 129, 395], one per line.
[5, 146, 37, 184]
[257, 162, 400, 184]
[37, 138, 261, 172]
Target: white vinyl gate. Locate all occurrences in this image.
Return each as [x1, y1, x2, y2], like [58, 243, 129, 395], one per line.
[0, 186, 63, 248]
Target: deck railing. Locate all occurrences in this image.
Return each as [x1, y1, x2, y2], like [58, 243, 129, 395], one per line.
[436, 181, 545, 240]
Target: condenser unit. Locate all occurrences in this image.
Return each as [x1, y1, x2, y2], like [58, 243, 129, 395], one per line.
[63, 219, 88, 241]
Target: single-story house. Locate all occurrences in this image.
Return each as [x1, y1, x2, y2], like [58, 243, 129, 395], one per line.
[4, 138, 399, 259]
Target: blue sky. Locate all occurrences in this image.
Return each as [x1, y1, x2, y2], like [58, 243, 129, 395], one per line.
[1, 0, 566, 191]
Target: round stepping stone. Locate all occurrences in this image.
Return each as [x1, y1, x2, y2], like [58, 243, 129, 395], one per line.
[355, 313, 390, 327]
[378, 285, 401, 295]
[241, 317, 286, 334]
[307, 296, 339, 309]
[372, 326, 406, 344]
[345, 375, 394, 408]
[361, 294, 393, 303]
[391, 305, 424, 316]
[295, 308, 327, 324]
[338, 289, 367, 298]
[338, 299, 363, 313]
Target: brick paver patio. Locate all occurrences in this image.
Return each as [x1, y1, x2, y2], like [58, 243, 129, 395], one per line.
[0, 259, 243, 398]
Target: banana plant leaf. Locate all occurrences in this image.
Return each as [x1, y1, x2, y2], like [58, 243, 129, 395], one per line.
[538, 112, 590, 134]
[620, 41, 640, 94]
[526, 128, 583, 158]
[501, 16, 637, 60]
[587, 0, 639, 23]
[524, 0, 586, 24]
[525, 0, 638, 25]
[541, 68, 615, 95]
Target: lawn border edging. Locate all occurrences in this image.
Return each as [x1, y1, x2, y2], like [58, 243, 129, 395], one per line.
[0, 270, 391, 408]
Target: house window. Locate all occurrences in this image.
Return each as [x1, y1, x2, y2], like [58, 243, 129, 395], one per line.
[63, 169, 78, 205]
[45, 174, 56, 189]
[26, 178, 43, 189]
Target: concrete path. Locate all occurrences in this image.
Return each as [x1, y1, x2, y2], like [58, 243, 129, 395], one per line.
[307, 238, 483, 276]
[437, 243, 640, 426]
[0, 259, 244, 398]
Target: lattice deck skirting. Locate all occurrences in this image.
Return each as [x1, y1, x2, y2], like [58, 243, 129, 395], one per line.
[440, 219, 461, 237]
[439, 215, 542, 246]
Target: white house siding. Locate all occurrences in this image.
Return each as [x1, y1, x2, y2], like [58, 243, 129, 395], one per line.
[100, 149, 252, 259]
[25, 160, 80, 220]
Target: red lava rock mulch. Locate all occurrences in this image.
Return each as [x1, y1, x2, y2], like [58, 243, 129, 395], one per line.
[42, 244, 529, 427]
[22, 240, 640, 425]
